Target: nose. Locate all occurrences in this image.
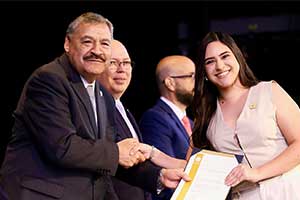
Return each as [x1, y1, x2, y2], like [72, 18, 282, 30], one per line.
[116, 64, 126, 72]
[215, 58, 224, 70]
[91, 42, 104, 56]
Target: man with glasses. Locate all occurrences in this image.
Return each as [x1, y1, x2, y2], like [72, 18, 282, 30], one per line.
[0, 12, 147, 200]
[97, 41, 189, 200]
[0, 11, 190, 199]
[140, 55, 197, 200]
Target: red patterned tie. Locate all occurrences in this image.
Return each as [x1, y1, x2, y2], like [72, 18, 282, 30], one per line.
[182, 116, 192, 136]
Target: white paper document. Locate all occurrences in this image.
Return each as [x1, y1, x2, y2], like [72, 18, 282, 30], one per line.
[171, 150, 239, 200]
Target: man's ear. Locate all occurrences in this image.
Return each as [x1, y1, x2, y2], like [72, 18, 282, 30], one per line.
[64, 36, 70, 53]
[164, 77, 176, 92]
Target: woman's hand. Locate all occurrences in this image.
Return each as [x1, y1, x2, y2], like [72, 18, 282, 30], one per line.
[225, 164, 260, 186]
[137, 143, 153, 159]
[137, 143, 187, 169]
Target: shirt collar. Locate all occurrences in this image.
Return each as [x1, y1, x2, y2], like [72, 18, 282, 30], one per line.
[160, 96, 186, 120]
[80, 76, 96, 90]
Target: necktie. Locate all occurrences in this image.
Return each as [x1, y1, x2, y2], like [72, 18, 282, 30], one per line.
[182, 115, 193, 161]
[86, 85, 97, 126]
[86, 85, 95, 101]
[182, 115, 192, 136]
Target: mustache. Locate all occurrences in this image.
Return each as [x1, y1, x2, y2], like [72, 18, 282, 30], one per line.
[83, 53, 106, 62]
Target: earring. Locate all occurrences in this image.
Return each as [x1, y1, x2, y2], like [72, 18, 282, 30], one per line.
[205, 76, 208, 81]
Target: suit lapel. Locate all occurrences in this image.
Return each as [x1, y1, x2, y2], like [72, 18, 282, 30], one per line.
[126, 109, 143, 141]
[115, 106, 143, 141]
[95, 83, 108, 139]
[96, 82, 117, 141]
[157, 99, 190, 141]
[116, 111, 133, 139]
[59, 54, 98, 139]
[72, 81, 98, 138]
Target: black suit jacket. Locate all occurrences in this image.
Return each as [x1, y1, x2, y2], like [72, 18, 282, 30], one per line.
[0, 54, 119, 200]
[113, 106, 160, 200]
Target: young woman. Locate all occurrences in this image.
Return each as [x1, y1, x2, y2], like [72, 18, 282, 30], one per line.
[192, 32, 300, 199]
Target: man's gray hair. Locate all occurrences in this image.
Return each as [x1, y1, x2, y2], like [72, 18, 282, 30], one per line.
[66, 12, 113, 37]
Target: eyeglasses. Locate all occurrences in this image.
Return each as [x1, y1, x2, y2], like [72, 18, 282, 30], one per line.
[162, 73, 195, 83]
[170, 73, 195, 80]
[109, 60, 135, 71]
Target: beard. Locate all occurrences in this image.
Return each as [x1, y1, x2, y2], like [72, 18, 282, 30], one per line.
[175, 88, 194, 106]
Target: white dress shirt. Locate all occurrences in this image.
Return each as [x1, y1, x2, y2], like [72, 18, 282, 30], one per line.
[115, 99, 139, 139]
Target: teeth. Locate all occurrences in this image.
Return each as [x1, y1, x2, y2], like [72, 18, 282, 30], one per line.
[217, 70, 229, 78]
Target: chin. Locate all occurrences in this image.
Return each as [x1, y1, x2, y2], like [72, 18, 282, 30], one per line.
[92, 69, 106, 76]
[220, 82, 236, 89]
[113, 86, 125, 93]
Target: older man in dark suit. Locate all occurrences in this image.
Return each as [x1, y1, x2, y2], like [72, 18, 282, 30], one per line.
[97, 40, 188, 200]
[0, 12, 189, 200]
[0, 12, 149, 200]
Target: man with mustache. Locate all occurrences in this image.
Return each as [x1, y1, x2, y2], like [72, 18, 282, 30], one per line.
[0, 12, 189, 200]
[140, 55, 197, 200]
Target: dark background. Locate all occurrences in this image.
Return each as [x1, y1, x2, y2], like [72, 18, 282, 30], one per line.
[1, 1, 300, 164]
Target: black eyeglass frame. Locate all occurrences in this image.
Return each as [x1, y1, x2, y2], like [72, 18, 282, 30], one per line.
[162, 73, 195, 84]
[169, 73, 195, 79]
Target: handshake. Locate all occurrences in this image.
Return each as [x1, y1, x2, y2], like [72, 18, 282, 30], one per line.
[117, 138, 191, 189]
[117, 138, 150, 167]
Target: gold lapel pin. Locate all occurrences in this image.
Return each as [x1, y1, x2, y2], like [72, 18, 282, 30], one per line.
[249, 103, 256, 109]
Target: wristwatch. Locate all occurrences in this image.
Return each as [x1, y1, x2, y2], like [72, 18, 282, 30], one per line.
[156, 169, 165, 194]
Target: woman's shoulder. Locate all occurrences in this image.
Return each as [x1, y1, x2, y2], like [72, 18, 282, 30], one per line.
[249, 80, 271, 92]
[250, 80, 282, 93]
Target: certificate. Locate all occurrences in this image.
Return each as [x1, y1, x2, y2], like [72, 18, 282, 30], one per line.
[171, 150, 239, 200]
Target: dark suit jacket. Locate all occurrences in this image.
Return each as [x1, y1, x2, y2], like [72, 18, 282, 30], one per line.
[113, 106, 160, 200]
[0, 54, 119, 200]
[139, 99, 194, 200]
[140, 99, 193, 160]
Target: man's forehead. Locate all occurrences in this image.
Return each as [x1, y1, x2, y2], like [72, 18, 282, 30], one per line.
[74, 22, 111, 37]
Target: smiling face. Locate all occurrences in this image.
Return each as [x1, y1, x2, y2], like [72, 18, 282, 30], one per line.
[64, 22, 112, 83]
[97, 40, 132, 99]
[204, 41, 241, 90]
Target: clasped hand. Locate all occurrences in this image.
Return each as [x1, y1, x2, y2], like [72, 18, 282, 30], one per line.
[117, 139, 191, 188]
[117, 138, 147, 168]
[117, 139, 161, 168]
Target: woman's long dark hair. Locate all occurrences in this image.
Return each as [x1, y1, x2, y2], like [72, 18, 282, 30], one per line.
[192, 32, 259, 148]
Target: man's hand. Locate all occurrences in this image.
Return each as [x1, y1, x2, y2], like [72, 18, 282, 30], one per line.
[117, 138, 146, 168]
[160, 168, 191, 189]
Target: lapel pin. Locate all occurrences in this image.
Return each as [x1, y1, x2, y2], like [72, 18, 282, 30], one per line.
[249, 103, 256, 110]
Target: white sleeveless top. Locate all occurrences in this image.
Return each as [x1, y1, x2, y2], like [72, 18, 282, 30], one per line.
[207, 81, 300, 200]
